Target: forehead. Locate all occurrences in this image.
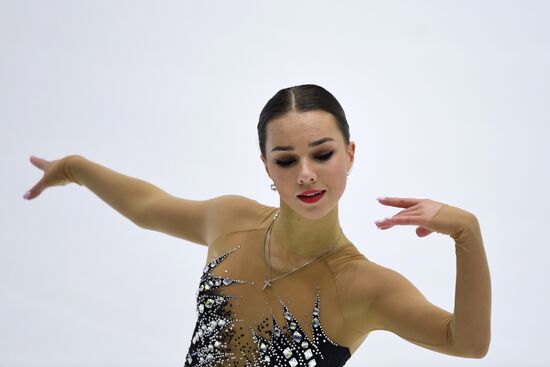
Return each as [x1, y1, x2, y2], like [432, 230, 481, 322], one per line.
[266, 110, 341, 147]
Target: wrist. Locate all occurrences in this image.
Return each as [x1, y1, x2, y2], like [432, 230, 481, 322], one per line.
[63, 155, 86, 185]
[452, 218, 482, 249]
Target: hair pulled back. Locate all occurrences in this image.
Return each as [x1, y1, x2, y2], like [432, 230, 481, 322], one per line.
[257, 84, 350, 157]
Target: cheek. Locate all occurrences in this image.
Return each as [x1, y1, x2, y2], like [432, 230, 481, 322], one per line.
[329, 171, 347, 189]
[327, 157, 347, 176]
[270, 168, 292, 190]
[326, 160, 348, 188]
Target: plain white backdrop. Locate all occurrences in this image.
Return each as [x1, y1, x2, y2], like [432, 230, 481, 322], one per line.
[2, 0, 549, 366]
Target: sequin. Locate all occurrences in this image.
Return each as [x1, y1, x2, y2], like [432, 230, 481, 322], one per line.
[283, 347, 293, 359]
[183, 246, 351, 367]
[205, 298, 215, 308]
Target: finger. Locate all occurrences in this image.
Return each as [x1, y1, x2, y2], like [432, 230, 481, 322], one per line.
[375, 216, 402, 229]
[29, 155, 49, 170]
[376, 217, 429, 231]
[382, 208, 422, 221]
[377, 197, 422, 209]
[381, 215, 419, 226]
[25, 179, 46, 200]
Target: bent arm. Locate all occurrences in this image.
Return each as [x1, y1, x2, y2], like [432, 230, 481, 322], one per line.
[370, 206, 491, 358]
[444, 215, 491, 357]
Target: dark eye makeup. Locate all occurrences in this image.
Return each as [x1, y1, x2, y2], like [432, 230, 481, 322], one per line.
[275, 150, 335, 167]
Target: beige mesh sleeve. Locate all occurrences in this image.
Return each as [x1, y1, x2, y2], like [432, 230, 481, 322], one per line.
[63, 156, 268, 247]
[339, 204, 491, 358]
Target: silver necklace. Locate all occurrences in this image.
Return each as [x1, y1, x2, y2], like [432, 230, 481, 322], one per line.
[262, 211, 344, 291]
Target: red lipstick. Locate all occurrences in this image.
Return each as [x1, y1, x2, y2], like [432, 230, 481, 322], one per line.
[297, 190, 326, 204]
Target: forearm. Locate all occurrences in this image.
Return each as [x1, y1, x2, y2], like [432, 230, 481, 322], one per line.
[449, 218, 491, 357]
[65, 155, 167, 226]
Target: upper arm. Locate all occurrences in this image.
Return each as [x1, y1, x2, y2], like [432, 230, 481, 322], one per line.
[368, 265, 463, 356]
[135, 194, 258, 247]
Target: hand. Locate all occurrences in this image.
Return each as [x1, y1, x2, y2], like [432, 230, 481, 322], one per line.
[23, 155, 79, 200]
[375, 197, 446, 238]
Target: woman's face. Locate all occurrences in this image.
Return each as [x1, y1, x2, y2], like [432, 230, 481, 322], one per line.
[261, 110, 355, 220]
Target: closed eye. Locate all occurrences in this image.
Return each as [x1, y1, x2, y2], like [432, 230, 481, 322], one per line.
[316, 150, 335, 161]
[275, 150, 335, 167]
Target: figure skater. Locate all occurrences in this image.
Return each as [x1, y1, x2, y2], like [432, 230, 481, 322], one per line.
[24, 84, 491, 366]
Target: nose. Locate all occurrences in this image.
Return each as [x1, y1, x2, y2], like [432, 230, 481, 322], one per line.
[297, 160, 317, 185]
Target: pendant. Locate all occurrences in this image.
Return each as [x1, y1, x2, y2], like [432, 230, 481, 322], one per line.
[263, 280, 271, 290]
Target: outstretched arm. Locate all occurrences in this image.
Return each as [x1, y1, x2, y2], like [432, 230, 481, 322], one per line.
[24, 155, 258, 247]
[371, 199, 491, 358]
[24, 155, 169, 227]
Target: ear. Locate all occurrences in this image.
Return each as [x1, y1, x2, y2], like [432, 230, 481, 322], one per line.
[347, 141, 356, 172]
[260, 154, 271, 179]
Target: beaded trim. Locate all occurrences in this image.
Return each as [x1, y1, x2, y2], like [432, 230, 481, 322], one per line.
[184, 246, 351, 367]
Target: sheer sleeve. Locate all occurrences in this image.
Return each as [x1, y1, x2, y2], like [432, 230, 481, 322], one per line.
[59, 156, 266, 246]
[205, 195, 274, 247]
[339, 204, 491, 358]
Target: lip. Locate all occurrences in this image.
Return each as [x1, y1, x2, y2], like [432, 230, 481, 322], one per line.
[298, 189, 325, 196]
[297, 190, 326, 204]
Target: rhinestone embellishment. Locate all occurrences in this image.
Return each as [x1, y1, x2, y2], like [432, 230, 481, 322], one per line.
[183, 245, 351, 367]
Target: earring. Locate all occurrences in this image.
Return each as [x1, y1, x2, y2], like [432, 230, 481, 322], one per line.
[346, 170, 351, 176]
[270, 183, 277, 191]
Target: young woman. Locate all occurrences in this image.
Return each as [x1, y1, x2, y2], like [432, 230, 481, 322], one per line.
[24, 84, 491, 366]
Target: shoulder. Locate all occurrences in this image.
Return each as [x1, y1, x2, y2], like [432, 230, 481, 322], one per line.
[326, 245, 377, 309]
[206, 194, 277, 246]
[333, 252, 413, 303]
[208, 194, 262, 213]
[328, 247, 412, 333]
[328, 246, 380, 298]
[207, 194, 275, 224]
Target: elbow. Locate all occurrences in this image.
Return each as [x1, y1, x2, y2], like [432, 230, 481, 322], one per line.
[469, 328, 491, 358]
[471, 340, 490, 359]
[446, 316, 490, 358]
[448, 331, 490, 358]
[461, 339, 490, 359]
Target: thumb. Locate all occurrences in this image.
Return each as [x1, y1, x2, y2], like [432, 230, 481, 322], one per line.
[416, 226, 433, 237]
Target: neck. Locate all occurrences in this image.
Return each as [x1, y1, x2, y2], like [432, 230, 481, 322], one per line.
[270, 201, 345, 268]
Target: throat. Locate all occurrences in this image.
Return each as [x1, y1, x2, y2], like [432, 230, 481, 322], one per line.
[268, 226, 345, 273]
[266, 203, 346, 273]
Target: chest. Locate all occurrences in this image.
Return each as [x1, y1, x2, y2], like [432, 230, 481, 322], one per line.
[186, 232, 356, 366]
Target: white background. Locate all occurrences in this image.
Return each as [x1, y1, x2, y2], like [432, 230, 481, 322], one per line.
[2, 0, 549, 366]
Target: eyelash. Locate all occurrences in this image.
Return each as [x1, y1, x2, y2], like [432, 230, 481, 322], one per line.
[275, 150, 335, 167]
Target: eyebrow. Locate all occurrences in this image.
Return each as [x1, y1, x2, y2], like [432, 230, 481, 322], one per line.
[271, 137, 335, 152]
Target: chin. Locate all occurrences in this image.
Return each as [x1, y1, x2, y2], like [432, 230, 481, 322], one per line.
[292, 199, 336, 220]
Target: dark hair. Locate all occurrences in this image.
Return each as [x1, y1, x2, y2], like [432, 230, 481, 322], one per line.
[257, 84, 350, 157]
